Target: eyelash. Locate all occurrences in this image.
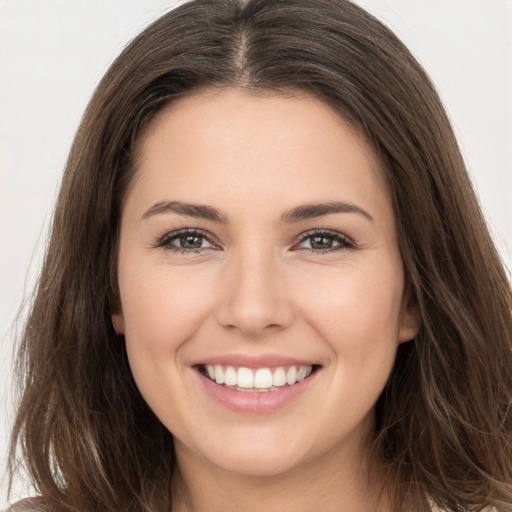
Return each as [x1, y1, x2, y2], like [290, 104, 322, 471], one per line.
[153, 228, 217, 254]
[293, 229, 355, 253]
[153, 228, 355, 254]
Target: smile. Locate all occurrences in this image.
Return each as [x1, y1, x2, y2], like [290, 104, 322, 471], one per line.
[200, 364, 315, 392]
[194, 357, 321, 413]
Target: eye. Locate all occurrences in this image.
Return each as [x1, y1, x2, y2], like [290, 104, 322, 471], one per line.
[154, 229, 218, 252]
[293, 230, 354, 253]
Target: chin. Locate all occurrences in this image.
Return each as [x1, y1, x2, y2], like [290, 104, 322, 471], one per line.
[209, 448, 307, 477]
[179, 426, 313, 477]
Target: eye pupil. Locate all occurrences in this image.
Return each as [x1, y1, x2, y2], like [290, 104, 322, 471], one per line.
[310, 236, 333, 249]
[180, 234, 203, 248]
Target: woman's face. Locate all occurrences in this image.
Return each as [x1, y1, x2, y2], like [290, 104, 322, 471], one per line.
[113, 89, 420, 477]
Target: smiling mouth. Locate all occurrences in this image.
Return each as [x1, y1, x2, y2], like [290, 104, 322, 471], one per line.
[198, 364, 320, 392]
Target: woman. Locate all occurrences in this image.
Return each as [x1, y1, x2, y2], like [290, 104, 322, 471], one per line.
[7, 0, 512, 510]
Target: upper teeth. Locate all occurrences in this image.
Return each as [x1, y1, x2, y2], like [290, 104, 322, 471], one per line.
[205, 365, 313, 390]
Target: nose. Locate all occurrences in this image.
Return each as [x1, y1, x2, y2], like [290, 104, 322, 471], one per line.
[215, 245, 295, 338]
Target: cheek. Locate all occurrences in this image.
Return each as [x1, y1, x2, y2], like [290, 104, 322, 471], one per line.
[297, 261, 404, 346]
[120, 264, 215, 345]
[301, 263, 403, 411]
[118, 263, 219, 405]
[293, 254, 405, 419]
[118, 264, 220, 431]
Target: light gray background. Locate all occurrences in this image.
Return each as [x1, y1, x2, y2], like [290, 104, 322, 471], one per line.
[1, 0, 511, 505]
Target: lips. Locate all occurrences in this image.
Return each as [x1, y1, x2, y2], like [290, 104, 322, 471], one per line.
[192, 355, 321, 413]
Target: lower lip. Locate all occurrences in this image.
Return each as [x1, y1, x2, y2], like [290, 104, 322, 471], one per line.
[195, 368, 319, 414]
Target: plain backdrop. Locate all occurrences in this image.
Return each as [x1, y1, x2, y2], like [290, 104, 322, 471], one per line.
[1, 0, 511, 505]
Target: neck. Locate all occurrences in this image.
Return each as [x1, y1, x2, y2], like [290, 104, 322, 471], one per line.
[170, 437, 391, 512]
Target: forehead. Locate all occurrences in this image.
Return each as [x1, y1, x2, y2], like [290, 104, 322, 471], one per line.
[138, 88, 377, 163]
[128, 88, 392, 220]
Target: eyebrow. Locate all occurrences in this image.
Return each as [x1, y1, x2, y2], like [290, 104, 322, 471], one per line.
[281, 201, 374, 223]
[141, 199, 373, 224]
[141, 200, 228, 223]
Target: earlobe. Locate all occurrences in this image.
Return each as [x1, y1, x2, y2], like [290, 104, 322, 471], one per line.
[111, 312, 125, 335]
[398, 291, 422, 343]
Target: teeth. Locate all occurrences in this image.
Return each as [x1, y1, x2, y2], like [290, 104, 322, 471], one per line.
[237, 367, 254, 388]
[214, 365, 225, 384]
[272, 367, 286, 387]
[254, 368, 273, 388]
[224, 366, 237, 386]
[286, 366, 297, 385]
[204, 364, 314, 390]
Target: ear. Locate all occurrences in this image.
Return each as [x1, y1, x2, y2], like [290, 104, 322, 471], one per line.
[398, 287, 422, 343]
[111, 300, 125, 335]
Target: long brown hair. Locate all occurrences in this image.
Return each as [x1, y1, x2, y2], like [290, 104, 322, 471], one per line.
[9, 0, 512, 510]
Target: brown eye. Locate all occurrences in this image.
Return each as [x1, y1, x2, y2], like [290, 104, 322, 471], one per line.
[179, 234, 205, 249]
[296, 230, 353, 252]
[155, 229, 217, 252]
[309, 235, 335, 250]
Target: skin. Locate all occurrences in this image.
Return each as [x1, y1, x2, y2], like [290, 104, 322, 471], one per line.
[113, 88, 421, 512]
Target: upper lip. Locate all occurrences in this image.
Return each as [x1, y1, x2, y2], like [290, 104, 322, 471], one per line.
[192, 353, 318, 369]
